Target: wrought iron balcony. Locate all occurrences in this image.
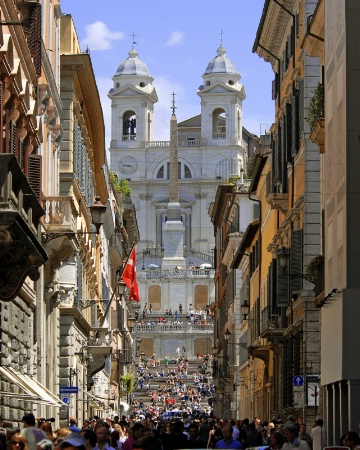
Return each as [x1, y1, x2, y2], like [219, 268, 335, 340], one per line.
[0, 154, 47, 301]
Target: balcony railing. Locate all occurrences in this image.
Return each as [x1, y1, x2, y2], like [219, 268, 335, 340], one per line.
[146, 141, 170, 147]
[133, 323, 213, 333]
[145, 140, 205, 148]
[178, 140, 200, 147]
[43, 196, 77, 229]
[122, 135, 136, 141]
[212, 133, 226, 139]
[138, 268, 214, 279]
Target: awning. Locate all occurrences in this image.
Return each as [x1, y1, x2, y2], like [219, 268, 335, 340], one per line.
[0, 366, 66, 408]
[81, 390, 106, 409]
[120, 401, 130, 413]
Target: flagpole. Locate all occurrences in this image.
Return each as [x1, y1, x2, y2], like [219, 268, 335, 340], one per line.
[117, 241, 136, 278]
[99, 242, 136, 327]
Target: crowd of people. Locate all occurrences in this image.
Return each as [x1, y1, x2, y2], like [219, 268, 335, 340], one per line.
[133, 354, 214, 419]
[136, 304, 214, 327]
[1, 413, 359, 450]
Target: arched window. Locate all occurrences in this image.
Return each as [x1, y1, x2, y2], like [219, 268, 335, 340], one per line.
[156, 162, 193, 179]
[157, 165, 164, 178]
[122, 110, 136, 141]
[212, 108, 226, 139]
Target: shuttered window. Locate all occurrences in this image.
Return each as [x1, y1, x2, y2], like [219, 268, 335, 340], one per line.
[290, 229, 303, 295]
[74, 120, 94, 207]
[273, 131, 280, 192]
[24, 4, 42, 77]
[299, 79, 305, 138]
[291, 91, 300, 155]
[286, 102, 292, 163]
[276, 257, 289, 307]
[28, 154, 42, 202]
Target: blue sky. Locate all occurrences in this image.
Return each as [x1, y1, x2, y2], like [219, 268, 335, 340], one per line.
[60, 0, 274, 147]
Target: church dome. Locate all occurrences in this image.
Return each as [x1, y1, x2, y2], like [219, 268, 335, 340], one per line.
[115, 47, 151, 77]
[204, 44, 237, 75]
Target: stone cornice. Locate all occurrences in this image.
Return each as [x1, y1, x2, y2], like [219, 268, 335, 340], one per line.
[253, 0, 297, 69]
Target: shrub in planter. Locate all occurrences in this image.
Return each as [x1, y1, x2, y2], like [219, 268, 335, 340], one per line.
[306, 83, 324, 130]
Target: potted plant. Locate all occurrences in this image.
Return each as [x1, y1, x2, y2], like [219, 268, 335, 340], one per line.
[109, 171, 132, 198]
[306, 83, 325, 152]
[305, 255, 325, 295]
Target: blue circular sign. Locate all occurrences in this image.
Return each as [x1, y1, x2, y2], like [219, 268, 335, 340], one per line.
[293, 375, 304, 386]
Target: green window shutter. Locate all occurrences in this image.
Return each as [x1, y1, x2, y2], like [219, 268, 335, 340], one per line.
[299, 79, 305, 138]
[291, 92, 300, 155]
[276, 257, 289, 307]
[286, 102, 292, 162]
[273, 130, 280, 192]
[290, 229, 303, 294]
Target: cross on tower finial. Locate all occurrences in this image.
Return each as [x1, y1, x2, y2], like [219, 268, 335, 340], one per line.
[219, 29, 224, 45]
[131, 32, 137, 47]
[171, 92, 177, 115]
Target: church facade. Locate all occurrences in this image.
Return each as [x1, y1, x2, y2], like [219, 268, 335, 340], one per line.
[109, 43, 258, 358]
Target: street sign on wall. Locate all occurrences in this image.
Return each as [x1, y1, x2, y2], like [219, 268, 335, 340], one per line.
[293, 375, 304, 386]
[60, 386, 78, 394]
[294, 389, 305, 408]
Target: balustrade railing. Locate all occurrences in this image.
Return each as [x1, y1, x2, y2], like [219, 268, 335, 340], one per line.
[212, 133, 226, 139]
[43, 196, 77, 229]
[122, 135, 136, 141]
[138, 268, 214, 279]
[133, 322, 213, 333]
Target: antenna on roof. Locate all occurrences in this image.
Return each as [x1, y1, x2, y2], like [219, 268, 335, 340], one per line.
[171, 92, 177, 115]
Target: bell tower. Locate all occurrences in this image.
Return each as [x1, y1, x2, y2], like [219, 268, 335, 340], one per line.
[198, 42, 246, 147]
[108, 45, 158, 151]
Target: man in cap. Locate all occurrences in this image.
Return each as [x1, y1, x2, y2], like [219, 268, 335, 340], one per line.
[59, 433, 87, 450]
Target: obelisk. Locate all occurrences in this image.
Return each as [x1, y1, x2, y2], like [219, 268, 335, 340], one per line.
[161, 94, 186, 270]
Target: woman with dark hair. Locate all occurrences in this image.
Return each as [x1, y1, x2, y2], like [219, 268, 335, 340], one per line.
[10, 434, 28, 450]
[208, 422, 223, 449]
[269, 431, 286, 450]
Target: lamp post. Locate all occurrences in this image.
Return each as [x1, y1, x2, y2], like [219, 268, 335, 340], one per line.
[276, 246, 314, 283]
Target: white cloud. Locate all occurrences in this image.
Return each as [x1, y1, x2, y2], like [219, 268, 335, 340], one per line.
[165, 31, 184, 47]
[80, 21, 124, 51]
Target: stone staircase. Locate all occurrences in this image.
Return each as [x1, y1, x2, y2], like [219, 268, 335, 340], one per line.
[131, 355, 213, 412]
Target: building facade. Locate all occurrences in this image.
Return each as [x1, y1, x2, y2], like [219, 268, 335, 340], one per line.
[217, 0, 324, 424]
[0, 3, 138, 427]
[304, 0, 360, 440]
[108, 42, 259, 362]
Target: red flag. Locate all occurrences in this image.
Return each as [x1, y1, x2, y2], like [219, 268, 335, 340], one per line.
[121, 248, 140, 301]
